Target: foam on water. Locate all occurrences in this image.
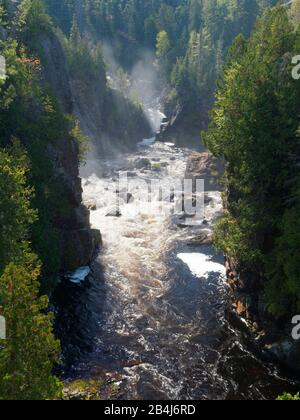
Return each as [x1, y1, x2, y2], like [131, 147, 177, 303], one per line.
[177, 252, 226, 280]
[53, 138, 299, 400]
[65, 266, 91, 284]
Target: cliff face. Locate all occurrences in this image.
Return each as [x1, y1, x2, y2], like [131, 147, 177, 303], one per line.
[224, 183, 300, 372]
[185, 150, 300, 372]
[37, 27, 150, 272]
[161, 104, 210, 148]
[70, 76, 152, 158]
[2, 1, 150, 280]
[227, 254, 300, 372]
[37, 29, 101, 272]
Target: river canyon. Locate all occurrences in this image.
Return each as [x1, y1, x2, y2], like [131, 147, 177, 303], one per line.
[51, 103, 300, 400]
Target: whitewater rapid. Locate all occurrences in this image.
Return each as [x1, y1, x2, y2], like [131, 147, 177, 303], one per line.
[53, 135, 299, 400]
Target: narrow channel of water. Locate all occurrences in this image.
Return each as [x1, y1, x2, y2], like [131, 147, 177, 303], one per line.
[53, 135, 299, 400]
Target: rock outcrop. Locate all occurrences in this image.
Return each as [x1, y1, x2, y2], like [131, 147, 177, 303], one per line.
[38, 29, 102, 272]
[185, 148, 300, 371]
[160, 101, 211, 148]
[227, 256, 300, 372]
[185, 152, 224, 192]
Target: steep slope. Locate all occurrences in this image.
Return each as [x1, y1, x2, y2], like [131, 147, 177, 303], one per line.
[0, 0, 101, 287]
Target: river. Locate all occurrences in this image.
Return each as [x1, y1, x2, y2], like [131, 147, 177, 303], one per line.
[53, 112, 299, 400]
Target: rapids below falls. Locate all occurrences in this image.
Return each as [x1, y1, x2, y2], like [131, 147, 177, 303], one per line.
[53, 108, 300, 400]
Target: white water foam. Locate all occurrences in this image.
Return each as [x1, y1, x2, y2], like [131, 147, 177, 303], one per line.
[177, 252, 226, 280]
[66, 266, 91, 284]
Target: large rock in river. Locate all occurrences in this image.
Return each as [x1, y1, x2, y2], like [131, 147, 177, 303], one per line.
[185, 152, 224, 192]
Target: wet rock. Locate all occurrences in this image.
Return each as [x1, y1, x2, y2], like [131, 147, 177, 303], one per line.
[106, 207, 122, 217]
[177, 222, 190, 229]
[172, 212, 196, 227]
[187, 232, 213, 246]
[236, 301, 248, 317]
[85, 200, 97, 211]
[226, 309, 250, 334]
[204, 194, 213, 204]
[134, 158, 151, 170]
[91, 229, 102, 247]
[61, 228, 101, 272]
[127, 171, 137, 178]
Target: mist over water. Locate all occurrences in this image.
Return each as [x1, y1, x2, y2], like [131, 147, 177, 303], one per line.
[102, 42, 165, 132]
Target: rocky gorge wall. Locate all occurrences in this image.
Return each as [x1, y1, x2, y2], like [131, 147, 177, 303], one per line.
[0, 2, 100, 279]
[185, 149, 300, 374]
[223, 184, 300, 373]
[37, 28, 102, 272]
[226, 255, 300, 373]
[36, 23, 151, 272]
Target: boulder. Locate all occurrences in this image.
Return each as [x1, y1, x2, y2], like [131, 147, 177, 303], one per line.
[85, 200, 97, 211]
[185, 152, 224, 192]
[134, 158, 151, 170]
[187, 232, 213, 246]
[73, 205, 90, 229]
[127, 171, 137, 178]
[106, 207, 122, 217]
[91, 229, 102, 247]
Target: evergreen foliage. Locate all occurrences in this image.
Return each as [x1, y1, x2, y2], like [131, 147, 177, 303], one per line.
[203, 5, 300, 319]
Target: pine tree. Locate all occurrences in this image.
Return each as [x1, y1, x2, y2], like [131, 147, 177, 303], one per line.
[0, 144, 62, 399]
[0, 259, 62, 400]
[0, 143, 36, 271]
[156, 30, 171, 59]
[203, 6, 300, 318]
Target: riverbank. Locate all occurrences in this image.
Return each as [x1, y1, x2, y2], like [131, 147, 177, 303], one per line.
[186, 149, 300, 384]
[226, 256, 300, 375]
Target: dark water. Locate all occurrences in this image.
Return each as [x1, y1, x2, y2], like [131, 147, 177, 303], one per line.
[53, 142, 299, 400]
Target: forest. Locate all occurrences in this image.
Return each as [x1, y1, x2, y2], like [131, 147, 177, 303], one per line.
[1, 0, 300, 402]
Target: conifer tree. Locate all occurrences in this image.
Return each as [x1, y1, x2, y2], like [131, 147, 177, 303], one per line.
[203, 6, 300, 318]
[0, 259, 62, 400]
